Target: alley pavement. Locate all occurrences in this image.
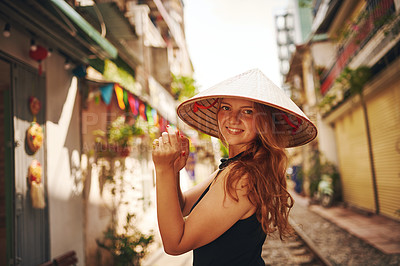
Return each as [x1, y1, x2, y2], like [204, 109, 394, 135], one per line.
[142, 192, 400, 266]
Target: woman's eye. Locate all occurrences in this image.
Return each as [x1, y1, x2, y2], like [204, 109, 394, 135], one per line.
[243, 109, 253, 115]
[221, 106, 230, 111]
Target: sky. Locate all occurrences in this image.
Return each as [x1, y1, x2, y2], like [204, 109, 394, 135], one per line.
[183, 0, 290, 91]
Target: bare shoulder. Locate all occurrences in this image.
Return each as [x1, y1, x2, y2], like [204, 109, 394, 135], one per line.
[220, 164, 251, 196]
[181, 168, 220, 216]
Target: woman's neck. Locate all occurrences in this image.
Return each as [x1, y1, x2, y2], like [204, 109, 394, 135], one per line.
[229, 144, 249, 158]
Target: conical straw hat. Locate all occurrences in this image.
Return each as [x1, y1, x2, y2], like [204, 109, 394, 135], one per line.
[177, 69, 317, 147]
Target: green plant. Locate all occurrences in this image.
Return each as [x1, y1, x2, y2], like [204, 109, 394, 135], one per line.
[335, 66, 371, 95]
[219, 139, 229, 158]
[94, 115, 144, 157]
[315, 66, 326, 80]
[307, 149, 341, 200]
[108, 116, 144, 147]
[171, 73, 197, 101]
[318, 66, 371, 115]
[97, 213, 154, 266]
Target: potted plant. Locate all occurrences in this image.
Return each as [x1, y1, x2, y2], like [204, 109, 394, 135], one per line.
[94, 115, 144, 158]
[96, 213, 154, 266]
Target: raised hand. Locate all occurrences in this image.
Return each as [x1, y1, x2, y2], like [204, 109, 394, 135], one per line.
[152, 126, 181, 170]
[174, 134, 189, 173]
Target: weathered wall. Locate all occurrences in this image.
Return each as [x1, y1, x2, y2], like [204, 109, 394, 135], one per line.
[0, 21, 85, 263]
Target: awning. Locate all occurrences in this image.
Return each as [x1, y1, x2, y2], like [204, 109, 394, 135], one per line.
[49, 0, 118, 59]
[0, 0, 118, 63]
[77, 2, 141, 68]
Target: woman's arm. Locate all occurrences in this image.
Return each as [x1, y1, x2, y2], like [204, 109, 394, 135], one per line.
[172, 133, 219, 216]
[180, 169, 219, 216]
[153, 130, 254, 255]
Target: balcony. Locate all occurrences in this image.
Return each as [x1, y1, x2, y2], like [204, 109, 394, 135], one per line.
[320, 0, 396, 95]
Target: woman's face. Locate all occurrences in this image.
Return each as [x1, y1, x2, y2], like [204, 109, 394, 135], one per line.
[217, 98, 258, 150]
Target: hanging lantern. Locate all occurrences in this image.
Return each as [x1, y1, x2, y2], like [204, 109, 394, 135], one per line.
[29, 96, 41, 116]
[28, 160, 45, 209]
[28, 159, 42, 184]
[26, 122, 44, 153]
[29, 45, 48, 76]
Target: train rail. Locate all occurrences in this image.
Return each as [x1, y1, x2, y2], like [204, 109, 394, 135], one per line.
[261, 218, 331, 266]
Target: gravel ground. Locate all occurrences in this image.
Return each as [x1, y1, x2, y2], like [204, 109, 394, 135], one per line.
[289, 198, 400, 266]
[262, 231, 325, 266]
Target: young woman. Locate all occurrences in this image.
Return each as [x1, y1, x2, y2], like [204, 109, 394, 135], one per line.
[152, 69, 317, 265]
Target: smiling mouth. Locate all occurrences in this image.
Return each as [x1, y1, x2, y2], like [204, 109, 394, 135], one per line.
[226, 127, 244, 134]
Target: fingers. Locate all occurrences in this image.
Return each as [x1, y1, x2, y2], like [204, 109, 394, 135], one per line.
[153, 138, 160, 150]
[158, 136, 164, 150]
[166, 125, 179, 148]
[152, 126, 186, 152]
[162, 132, 169, 145]
[180, 135, 189, 155]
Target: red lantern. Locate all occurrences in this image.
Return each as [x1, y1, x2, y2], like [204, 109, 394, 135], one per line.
[29, 45, 48, 75]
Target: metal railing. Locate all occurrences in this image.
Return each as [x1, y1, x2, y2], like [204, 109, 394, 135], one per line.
[320, 0, 395, 95]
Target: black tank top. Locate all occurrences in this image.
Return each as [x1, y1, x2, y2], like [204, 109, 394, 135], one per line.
[189, 155, 266, 266]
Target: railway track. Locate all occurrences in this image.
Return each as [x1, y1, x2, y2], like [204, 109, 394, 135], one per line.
[261, 218, 331, 266]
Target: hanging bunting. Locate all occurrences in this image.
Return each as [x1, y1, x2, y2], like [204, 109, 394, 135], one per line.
[146, 105, 154, 125]
[123, 90, 129, 111]
[159, 116, 166, 132]
[158, 116, 163, 131]
[100, 84, 113, 105]
[135, 98, 140, 116]
[114, 84, 125, 110]
[94, 93, 100, 104]
[128, 93, 138, 116]
[139, 102, 147, 121]
[151, 108, 159, 126]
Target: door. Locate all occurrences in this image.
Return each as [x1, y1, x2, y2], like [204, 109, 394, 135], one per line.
[8, 57, 50, 265]
[0, 56, 12, 266]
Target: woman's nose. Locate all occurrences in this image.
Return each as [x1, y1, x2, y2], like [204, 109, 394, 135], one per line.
[228, 111, 241, 124]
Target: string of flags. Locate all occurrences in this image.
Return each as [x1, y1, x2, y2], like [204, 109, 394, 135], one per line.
[98, 83, 170, 132]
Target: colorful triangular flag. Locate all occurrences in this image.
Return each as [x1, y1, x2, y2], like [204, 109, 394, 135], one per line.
[139, 101, 147, 121]
[128, 93, 138, 116]
[146, 105, 154, 125]
[114, 84, 125, 110]
[99, 84, 113, 105]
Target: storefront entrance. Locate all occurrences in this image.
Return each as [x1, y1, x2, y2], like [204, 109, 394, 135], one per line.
[0, 54, 50, 265]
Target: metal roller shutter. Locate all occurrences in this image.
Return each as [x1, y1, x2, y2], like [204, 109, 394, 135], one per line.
[367, 81, 400, 220]
[334, 105, 376, 212]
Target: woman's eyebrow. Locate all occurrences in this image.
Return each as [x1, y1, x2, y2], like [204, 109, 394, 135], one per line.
[220, 102, 254, 109]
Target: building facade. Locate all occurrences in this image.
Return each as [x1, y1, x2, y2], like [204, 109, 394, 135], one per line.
[0, 0, 192, 265]
[283, 0, 400, 221]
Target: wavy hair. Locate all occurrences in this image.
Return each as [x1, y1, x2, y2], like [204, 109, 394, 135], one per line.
[219, 102, 294, 239]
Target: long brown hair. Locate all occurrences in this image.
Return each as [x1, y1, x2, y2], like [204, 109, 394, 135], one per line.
[219, 102, 294, 239]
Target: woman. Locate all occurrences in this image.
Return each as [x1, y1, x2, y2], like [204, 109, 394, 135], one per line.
[152, 69, 317, 265]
